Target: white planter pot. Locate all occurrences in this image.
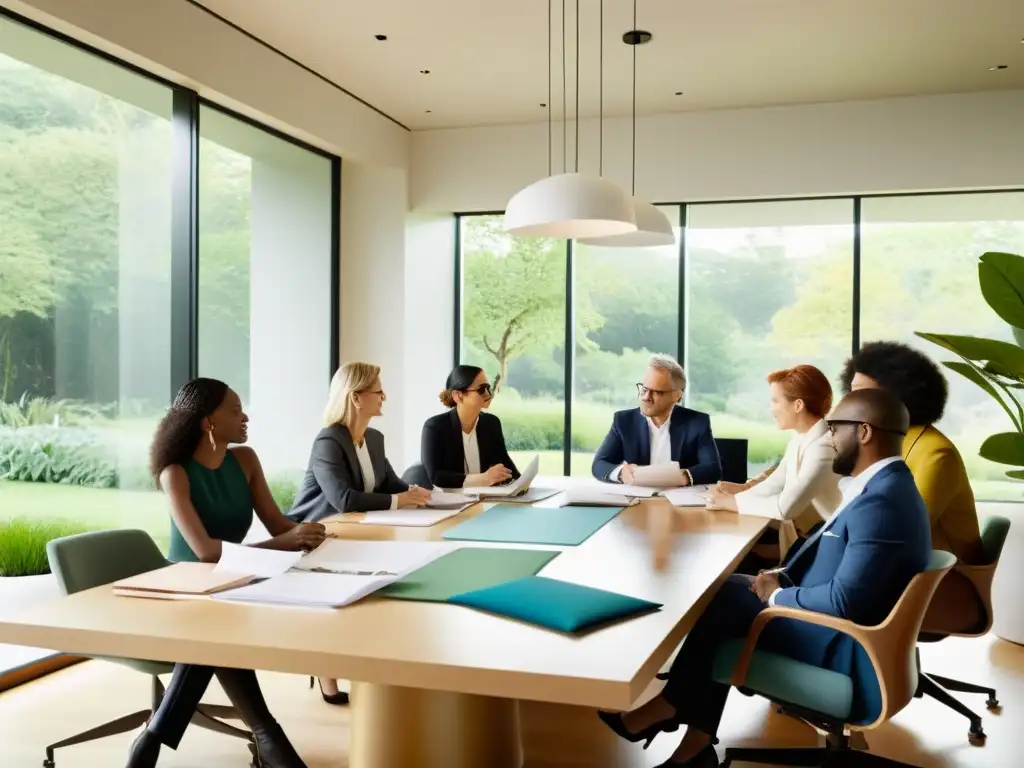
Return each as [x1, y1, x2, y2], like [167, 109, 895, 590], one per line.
[991, 522, 1024, 646]
[0, 572, 60, 617]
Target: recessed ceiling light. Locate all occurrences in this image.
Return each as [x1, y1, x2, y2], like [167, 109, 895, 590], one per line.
[420, 69, 431, 75]
[425, 109, 432, 113]
[540, 102, 547, 107]
[374, 34, 387, 41]
[989, 64, 1009, 71]
[674, 91, 683, 96]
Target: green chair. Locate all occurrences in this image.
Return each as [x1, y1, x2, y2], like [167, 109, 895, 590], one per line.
[43, 529, 256, 767]
[915, 516, 1011, 744]
[713, 550, 956, 767]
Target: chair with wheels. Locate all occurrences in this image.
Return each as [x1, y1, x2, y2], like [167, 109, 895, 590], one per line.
[914, 516, 1010, 744]
[714, 550, 956, 767]
[713, 438, 749, 484]
[44, 529, 258, 767]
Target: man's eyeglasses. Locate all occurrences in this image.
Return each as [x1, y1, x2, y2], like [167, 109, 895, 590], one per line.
[464, 384, 493, 397]
[637, 383, 677, 398]
[826, 419, 905, 436]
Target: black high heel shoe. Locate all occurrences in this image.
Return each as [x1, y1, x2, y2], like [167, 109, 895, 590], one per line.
[309, 676, 350, 706]
[597, 710, 681, 749]
[654, 742, 719, 768]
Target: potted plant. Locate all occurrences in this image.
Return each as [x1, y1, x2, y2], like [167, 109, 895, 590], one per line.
[0, 518, 87, 614]
[917, 250, 1024, 645]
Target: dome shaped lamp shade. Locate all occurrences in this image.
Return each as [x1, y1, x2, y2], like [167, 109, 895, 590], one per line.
[577, 199, 674, 247]
[504, 173, 637, 239]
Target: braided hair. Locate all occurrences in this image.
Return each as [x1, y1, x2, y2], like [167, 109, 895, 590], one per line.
[149, 378, 229, 483]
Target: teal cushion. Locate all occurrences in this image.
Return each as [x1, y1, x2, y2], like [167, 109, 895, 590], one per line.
[712, 638, 854, 720]
[447, 576, 661, 634]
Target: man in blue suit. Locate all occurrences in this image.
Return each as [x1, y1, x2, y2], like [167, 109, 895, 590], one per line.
[598, 388, 931, 767]
[592, 354, 722, 486]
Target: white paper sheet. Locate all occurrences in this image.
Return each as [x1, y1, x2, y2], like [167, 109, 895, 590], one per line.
[294, 539, 452, 577]
[213, 542, 304, 579]
[632, 462, 683, 488]
[426, 490, 476, 509]
[360, 508, 466, 527]
[539, 488, 630, 508]
[663, 485, 713, 507]
[212, 571, 392, 609]
[461, 455, 539, 497]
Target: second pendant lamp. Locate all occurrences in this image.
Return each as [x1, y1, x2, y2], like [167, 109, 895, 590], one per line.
[578, 5, 673, 248]
[505, 0, 636, 240]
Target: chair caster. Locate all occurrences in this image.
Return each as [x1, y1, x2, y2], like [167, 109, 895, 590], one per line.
[986, 695, 1000, 710]
[968, 723, 987, 745]
[42, 760, 54, 768]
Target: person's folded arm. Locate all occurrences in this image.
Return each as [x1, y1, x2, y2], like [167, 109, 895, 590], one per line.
[311, 436, 393, 513]
[772, 495, 909, 619]
[493, 418, 520, 480]
[592, 421, 626, 481]
[421, 420, 465, 489]
[685, 414, 722, 485]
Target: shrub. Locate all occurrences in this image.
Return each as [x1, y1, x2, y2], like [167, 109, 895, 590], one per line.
[0, 426, 119, 488]
[0, 518, 91, 577]
[0, 395, 106, 428]
[267, 474, 300, 512]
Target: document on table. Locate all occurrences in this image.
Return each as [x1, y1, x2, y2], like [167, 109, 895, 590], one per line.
[632, 462, 683, 488]
[425, 490, 476, 509]
[214, 542, 304, 578]
[663, 485, 712, 507]
[293, 539, 452, 577]
[212, 571, 392, 609]
[461, 455, 539, 497]
[361, 508, 464, 527]
[539, 487, 634, 508]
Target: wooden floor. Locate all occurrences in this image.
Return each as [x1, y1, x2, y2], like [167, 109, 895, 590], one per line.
[0, 635, 1019, 767]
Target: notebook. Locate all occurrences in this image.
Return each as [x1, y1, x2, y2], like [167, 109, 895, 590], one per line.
[113, 562, 252, 600]
[460, 455, 539, 498]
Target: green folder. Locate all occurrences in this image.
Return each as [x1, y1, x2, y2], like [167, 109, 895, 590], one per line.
[381, 547, 559, 602]
[442, 504, 623, 546]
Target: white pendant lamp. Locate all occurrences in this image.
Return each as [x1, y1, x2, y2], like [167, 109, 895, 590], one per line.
[504, 0, 636, 240]
[578, 5, 674, 248]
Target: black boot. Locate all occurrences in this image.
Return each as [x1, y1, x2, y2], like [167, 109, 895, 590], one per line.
[125, 729, 161, 768]
[216, 669, 307, 768]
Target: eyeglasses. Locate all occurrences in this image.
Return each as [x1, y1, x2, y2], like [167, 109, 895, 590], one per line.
[362, 389, 386, 399]
[826, 419, 905, 436]
[637, 383, 677, 398]
[464, 384, 493, 397]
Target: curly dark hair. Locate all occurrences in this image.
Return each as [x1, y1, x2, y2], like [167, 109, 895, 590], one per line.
[149, 378, 229, 483]
[839, 341, 948, 426]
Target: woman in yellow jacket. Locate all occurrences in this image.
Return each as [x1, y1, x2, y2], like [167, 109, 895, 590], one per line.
[841, 341, 984, 565]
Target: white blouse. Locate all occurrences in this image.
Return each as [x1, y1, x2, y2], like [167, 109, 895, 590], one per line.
[462, 421, 482, 476]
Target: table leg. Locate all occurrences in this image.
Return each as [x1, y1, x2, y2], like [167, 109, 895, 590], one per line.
[349, 682, 523, 768]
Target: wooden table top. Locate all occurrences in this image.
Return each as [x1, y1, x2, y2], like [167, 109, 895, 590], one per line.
[0, 494, 766, 710]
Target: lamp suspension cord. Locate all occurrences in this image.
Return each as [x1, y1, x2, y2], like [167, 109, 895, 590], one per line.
[561, 0, 567, 174]
[631, 0, 637, 196]
[574, 0, 580, 173]
[599, 0, 603, 177]
[547, 0, 552, 177]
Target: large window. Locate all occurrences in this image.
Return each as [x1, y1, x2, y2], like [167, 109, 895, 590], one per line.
[570, 207, 680, 475]
[198, 107, 334, 507]
[458, 214, 567, 475]
[0, 12, 339, 679]
[685, 200, 855, 475]
[861, 193, 1024, 502]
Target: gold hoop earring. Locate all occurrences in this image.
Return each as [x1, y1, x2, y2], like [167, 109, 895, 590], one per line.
[208, 426, 217, 450]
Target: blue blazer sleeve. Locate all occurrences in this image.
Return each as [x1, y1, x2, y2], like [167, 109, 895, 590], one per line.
[592, 415, 626, 481]
[773, 494, 911, 620]
[686, 413, 722, 485]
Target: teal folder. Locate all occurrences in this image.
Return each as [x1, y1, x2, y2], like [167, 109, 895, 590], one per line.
[381, 547, 559, 602]
[441, 504, 623, 546]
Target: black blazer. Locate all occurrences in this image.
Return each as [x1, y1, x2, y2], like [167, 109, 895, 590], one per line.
[420, 410, 520, 489]
[287, 424, 408, 522]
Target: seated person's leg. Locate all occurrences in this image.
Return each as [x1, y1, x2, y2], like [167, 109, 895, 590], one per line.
[216, 668, 308, 767]
[147, 664, 216, 749]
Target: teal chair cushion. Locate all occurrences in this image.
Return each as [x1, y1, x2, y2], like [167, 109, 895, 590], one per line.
[712, 638, 854, 720]
[447, 576, 661, 634]
[981, 516, 1011, 565]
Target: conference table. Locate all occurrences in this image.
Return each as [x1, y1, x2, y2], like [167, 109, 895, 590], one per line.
[0, 477, 768, 768]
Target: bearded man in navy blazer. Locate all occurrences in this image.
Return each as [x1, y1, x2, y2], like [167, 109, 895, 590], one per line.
[592, 354, 722, 487]
[598, 388, 931, 767]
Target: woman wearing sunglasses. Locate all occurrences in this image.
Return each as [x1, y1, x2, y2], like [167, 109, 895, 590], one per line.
[420, 365, 520, 489]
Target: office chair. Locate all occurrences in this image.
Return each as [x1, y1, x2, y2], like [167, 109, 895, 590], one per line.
[45, 529, 258, 767]
[914, 516, 1010, 744]
[714, 550, 955, 767]
[401, 462, 433, 488]
[714, 438, 749, 484]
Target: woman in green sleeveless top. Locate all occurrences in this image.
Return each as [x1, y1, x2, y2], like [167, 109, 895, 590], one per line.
[127, 378, 325, 768]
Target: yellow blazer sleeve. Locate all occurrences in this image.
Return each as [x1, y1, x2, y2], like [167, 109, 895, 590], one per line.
[907, 440, 956, 526]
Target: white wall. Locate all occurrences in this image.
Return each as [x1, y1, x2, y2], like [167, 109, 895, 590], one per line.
[2, 0, 408, 168]
[411, 90, 1024, 212]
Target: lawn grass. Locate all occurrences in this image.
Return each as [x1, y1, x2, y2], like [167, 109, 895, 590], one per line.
[0, 481, 170, 553]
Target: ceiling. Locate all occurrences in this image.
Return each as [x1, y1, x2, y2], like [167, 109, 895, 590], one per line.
[194, 0, 1024, 131]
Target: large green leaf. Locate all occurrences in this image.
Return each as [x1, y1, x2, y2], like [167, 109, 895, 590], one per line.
[979, 432, 1024, 466]
[943, 361, 1022, 432]
[979, 252, 1024, 329]
[916, 332, 1024, 380]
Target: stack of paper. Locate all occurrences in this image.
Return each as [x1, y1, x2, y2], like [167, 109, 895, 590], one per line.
[539, 487, 632, 508]
[113, 562, 253, 600]
[461, 455, 539, 498]
[361, 508, 463, 527]
[425, 490, 476, 509]
[633, 462, 683, 488]
[663, 485, 712, 507]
